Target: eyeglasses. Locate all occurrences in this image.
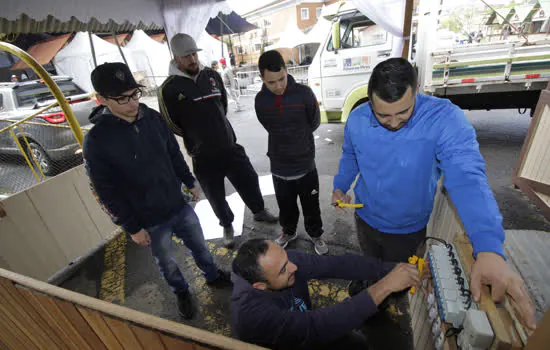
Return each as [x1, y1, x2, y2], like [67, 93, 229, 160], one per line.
[108, 89, 142, 105]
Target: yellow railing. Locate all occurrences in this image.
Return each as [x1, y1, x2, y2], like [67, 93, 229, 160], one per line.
[0, 41, 86, 189]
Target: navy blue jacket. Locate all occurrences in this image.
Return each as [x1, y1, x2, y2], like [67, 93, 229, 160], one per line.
[83, 104, 196, 235]
[231, 250, 395, 349]
[255, 75, 320, 177]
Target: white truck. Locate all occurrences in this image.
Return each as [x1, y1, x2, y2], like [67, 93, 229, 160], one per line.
[308, 1, 550, 123]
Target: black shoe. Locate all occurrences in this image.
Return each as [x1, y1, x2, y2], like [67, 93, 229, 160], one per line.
[348, 280, 369, 297]
[177, 290, 195, 319]
[223, 225, 235, 248]
[206, 269, 233, 288]
[253, 209, 279, 223]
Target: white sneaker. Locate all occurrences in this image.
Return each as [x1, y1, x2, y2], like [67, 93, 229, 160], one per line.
[275, 232, 298, 248]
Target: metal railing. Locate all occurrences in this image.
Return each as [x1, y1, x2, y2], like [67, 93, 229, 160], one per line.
[236, 65, 310, 96]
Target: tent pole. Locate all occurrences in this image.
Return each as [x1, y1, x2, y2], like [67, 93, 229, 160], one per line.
[112, 31, 129, 66]
[221, 15, 224, 58]
[88, 32, 98, 68]
[401, 0, 414, 59]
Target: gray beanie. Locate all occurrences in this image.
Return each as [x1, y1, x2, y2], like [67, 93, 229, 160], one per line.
[170, 33, 202, 57]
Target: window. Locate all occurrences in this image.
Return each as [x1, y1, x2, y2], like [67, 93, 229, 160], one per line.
[316, 7, 322, 19]
[301, 8, 309, 20]
[15, 80, 85, 107]
[254, 44, 262, 52]
[263, 19, 272, 28]
[327, 18, 388, 51]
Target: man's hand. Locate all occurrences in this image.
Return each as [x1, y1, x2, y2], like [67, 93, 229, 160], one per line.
[131, 229, 151, 247]
[188, 186, 200, 201]
[331, 189, 352, 212]
[471, 252, 537, 333]
[368, 263, 421, 305]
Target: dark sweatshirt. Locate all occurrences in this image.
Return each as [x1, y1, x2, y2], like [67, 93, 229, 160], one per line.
[255, 74, 320, 177]
[83, 104, 196, 235]
[231, 251, 395, 349]
[158, 62, 237, 158]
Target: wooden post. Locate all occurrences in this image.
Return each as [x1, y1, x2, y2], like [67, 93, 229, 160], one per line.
[402, 0, 415, 59]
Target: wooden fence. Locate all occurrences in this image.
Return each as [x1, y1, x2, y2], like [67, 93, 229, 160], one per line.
[0, 267, 264, 349]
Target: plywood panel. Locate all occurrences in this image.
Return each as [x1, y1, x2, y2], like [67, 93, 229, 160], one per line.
[73, 165, 118, 239]
[18, 288, 92, 350]
[130, 324, 167, 349]
[522, 104, 550, 183]
[0, 280, 56, 348]
[77, 307, 123, 349]
[160, 333, 196, 350]
[0, 305, 34, 350]
[0, 279, 68, 349]
[103, 316, 143, 349]
[26, 169, 103, 265]
[0, 268, 267, 350]
[55, 299, 108, 350]
[0, 192, 67, 279]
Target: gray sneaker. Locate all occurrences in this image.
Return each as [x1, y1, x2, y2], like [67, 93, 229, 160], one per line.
[312, 237, 328, 255]
[275, 232, 298, 248]
[223, 225, 235, 248]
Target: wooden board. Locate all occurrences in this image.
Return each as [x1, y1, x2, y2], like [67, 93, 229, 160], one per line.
[526, 309, 550, 350]
[130, 324, 167, 349]
[72, 165, 118, 240]
[103, 315, 143, 349]
[0, 268, 266, 349]
[26, 169, 103, 263]
[77, 306, 123, 349]
[454, 233, 523, 349]
[0, 191, 67, 279]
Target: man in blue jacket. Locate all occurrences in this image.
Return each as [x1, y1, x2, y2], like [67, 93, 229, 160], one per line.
[332, 58, 536, 348]
[84, 63, 231, 321]
[230, 238, 422, 349]
[255, 50, 327, 255]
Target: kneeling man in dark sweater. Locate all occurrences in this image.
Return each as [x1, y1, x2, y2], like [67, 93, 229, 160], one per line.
[230, 239, 423, 349]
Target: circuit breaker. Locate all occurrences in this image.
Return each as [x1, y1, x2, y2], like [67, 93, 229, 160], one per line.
[428, 243, 474, 327]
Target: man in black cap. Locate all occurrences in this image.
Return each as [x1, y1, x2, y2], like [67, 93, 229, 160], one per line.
[83, 62, 231, 320]
[159, 33, 278, 248]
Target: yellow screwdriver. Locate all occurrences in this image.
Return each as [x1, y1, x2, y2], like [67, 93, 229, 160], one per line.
[332, 200, 364, 208]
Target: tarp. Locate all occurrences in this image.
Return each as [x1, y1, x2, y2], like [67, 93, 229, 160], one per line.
[350, 0, 406, 57]
[1, 0, 232, 42]
[53, 32, 136, 92]
[103, 33, 131, 46]
[266, 24, 308, 50]
[206, 11, 258, 36]
[303, 16, 332, 46]
[125, 30, 171, 86]
[11, 34, 71, 70]
[197, 31, 232, 69]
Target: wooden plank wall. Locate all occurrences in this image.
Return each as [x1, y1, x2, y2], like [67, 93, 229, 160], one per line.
[0, 165, 118, 281]
[0, 267, 264, 350]
[518, 103, 550, 186]
[412, 186, 464, 350]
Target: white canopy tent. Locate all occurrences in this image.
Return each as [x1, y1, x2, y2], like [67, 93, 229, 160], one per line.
[53, 32, 137, 92]
[266, 24, 309, 51]
[197, 31, 232, 69]
[125, 30, 171, 86]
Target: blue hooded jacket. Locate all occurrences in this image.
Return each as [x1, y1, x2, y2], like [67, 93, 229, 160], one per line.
[333, 94, 505, 257]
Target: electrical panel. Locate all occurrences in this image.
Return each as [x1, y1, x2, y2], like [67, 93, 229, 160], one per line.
[424, 242, 494, 349]
[428, 243, 474, 327]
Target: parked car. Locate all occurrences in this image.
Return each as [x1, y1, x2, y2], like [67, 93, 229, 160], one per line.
[0, 76, 96, 176]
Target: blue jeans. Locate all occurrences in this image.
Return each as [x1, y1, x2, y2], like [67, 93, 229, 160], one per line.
[147, 204, 219, 294]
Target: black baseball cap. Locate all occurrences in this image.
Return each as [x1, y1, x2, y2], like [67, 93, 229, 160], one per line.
[91, 62, 143, 97]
